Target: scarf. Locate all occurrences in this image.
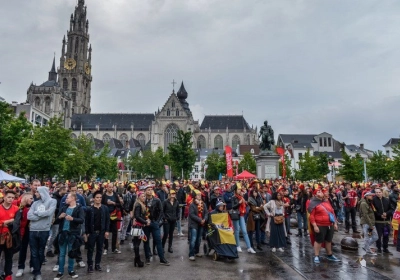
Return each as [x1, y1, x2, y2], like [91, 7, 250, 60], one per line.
[235, 194, 246, 215]
[197, 201, 203, 219]
[275, 199, 284, 209]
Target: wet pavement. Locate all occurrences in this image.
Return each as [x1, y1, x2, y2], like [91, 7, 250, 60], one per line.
[13, 223, 400, 280]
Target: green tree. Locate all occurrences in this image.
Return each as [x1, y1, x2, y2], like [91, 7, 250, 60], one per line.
[316, 153, 330, 180]
[0, 101, 32, 170]
[168, 130, 196, 179]
[279, 153, 293, 178]
[366, 150, 390, 181]
[62, 135, 96, 181]
[389, 143, 400, 179]
[126, 147, 169, 179]
[239, 152, 256, 174]
[93, 143, 118, 181]
[338, 151, 364, 181]
[205, 152, 223, 180]
[295, 149, 318, 181]
[14, 117, 72, 180]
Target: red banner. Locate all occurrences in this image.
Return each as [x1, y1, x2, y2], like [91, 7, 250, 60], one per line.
[276, 147, 286, 178]
[225, 145, 233, 177]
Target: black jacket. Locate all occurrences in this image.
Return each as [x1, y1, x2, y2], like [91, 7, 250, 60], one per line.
[372, 196, 393, 223]
[133, 204, 147, 225]
[295, 192, 308, 213]
[389, 191, 399, 212]
[101, 191, 122, 214]
[52, 191, 64, 224]
[57, 205, 85, 234]
[145, 196, 163, 222]
[85, 205, 110, 234]
[232, 195, 240, 211]
[188, 201, 208, 230]
[162, 199, 179, 222]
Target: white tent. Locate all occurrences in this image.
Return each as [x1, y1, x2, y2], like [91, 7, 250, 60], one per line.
[0, 170, 26, 182]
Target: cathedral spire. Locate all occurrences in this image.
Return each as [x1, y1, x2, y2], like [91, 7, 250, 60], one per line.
[48, 55, 57, 81]
[177, 81, 188, 100]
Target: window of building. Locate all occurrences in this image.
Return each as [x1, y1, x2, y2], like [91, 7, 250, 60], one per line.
[176, 109, 179, 116]
[298, 153, 303, 159]
[214, 135, 223, 149]
[137, 133, 146, 148]
[386, 150, 390, 157]
[72, 78, 77, 91]
[71, 93, 76, 104]
[197, 135, 206, 149]
[42, 119, 48, 126]
[44, 97, 51, 114]
[102, 133, 111, 143]
[164, 123, 179, 152]
[195, 166, 199, 172]
[328, 138, 332, 147]
[319, 138, 323, 147]
[75, 36, 79, 53]
[246, 134, 250, 145]
[63, 78, 68, 90]
[324, 137, 327, 147]
[119, 133, 129, 143]
[195, 174, 198, 179]
[172, 101, 175, 108]
[167, 109, 170, 116]
[34, 97, 41, 108]
[232, 135, 240, 149]
[86, 133, 93, 139]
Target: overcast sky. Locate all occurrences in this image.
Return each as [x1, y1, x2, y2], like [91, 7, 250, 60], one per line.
[1, 0, 399, 151]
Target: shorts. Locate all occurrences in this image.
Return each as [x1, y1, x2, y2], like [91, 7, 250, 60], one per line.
[314, 225, 334, 243]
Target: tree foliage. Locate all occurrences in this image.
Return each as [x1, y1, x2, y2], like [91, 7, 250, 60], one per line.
[168, 130, 196, 179]
[0, 101, 32, 170]
[204, 152, 224, 180]
[14, 117, 72, 181]
[126, 147, 168, 179]
[239, 152, 256, 174]
[338, 150, 364, 182]
[92, 143, 118, 181]
[366, 150, 391, 181]
[295, 149, 319, 181]
[316, 153, 330, 178]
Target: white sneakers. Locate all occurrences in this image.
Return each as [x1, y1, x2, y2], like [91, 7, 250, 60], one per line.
[278, 248, 284, 252]
[237, 246, 243, 252]
[52, 265, 59, 272]
[272, 247, 276, 252]
[189, 256, 195, 261]
[247, 248, 256, 254]
[15, 269, 24, 277]
[103, 249, 108, 255]
[78, 261, 86, 267]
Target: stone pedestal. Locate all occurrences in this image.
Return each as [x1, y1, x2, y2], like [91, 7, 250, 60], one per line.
[256, 152, 280, 179]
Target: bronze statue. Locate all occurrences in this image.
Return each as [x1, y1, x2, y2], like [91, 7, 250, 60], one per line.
[259, 120, 275, 151]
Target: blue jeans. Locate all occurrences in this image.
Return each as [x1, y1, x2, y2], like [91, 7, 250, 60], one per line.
[143, 221, 164, 260]
[58, 234, 74, 274]
[337, 206, 344, 222]
[29, 231, 49, 276]
[232, 216, 251, 248]
[362, 224, 378, 249]
[297, 212, 308, 230]
[189, 227, 203, 257]
[177, 207, 183, 234]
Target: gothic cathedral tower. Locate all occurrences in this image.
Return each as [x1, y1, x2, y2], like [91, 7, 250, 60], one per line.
[59, 0, 92, 115]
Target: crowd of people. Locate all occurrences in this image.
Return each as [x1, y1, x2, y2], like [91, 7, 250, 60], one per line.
[0, 178, 399, 280]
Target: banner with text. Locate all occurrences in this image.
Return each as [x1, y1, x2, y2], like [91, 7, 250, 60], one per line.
[225, 145, 233, 177]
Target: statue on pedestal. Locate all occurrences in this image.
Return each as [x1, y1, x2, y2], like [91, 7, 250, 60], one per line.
[259, 120, 275, 152]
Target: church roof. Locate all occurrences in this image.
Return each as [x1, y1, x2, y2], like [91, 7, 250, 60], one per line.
[39, 80, 59, 87]
[200, 115, 251, 130]
[71, 113, 155, 131]
[177, 81, 188, 100]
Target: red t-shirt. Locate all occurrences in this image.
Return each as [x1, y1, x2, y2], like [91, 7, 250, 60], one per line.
[344, 190, 358, 208]
[0, 204, 19, 233]
[309, 201, 336, 226]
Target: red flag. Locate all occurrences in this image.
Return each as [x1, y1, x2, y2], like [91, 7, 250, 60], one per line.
[276, 147, 286, 178]
[225, 146, 233, 177]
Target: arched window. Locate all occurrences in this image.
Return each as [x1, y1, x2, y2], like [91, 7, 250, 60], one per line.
[167, 109, 170, 116]
[232, 135, 240, 149]
[164, 123, 179, 152]
[63, 78, 68, 90]
[119, 133, 129, 142]
[176, 109, 179, 116]
[214, 135, 223, 149]
[102, 133, 111, 143]
[172, 101, 175, 108]
[44, 97, 51, 114]
[246, 134, 250, 145]
[34, 97, 41, 108]
[86, 133, 93, 139]
[197, 135, 206, 149]
[72, 78, 77, 91]
[75, 36, 79, 53]
[136, 133, 146, 148]
[71, 133, 77, 139]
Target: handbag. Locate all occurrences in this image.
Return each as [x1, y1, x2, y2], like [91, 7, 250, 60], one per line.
[131, 227, 142, 237]
[320, 204, 336, 224]
[228, 209, 240, 220]
[273, 215, 284, 225]
[253, 213, 261, 220]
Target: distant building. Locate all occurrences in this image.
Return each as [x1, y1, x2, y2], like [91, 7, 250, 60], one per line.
[344, 144, 374, 159]
[383, 138, 399, 158]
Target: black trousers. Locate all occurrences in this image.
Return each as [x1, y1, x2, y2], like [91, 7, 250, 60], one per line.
[375, 223, 390, 250]
[0, 244, 14, 276]
[162, 221, 176, 248]
[345, 207, 357, 230]
[87, 231, 105, 266]
[104, 220, 118, 252]
[18, 230, 32, 269]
